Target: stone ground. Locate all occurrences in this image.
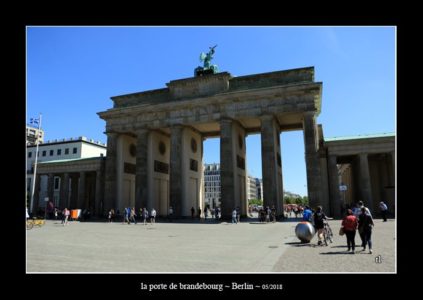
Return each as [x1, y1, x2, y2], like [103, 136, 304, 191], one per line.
[272, 218, 395, 273]
[26, 217, 395, 273]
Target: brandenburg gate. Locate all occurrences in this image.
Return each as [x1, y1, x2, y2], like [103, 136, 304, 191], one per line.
[98, 66, 322, 218]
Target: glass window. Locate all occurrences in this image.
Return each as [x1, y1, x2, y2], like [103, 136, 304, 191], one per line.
[28, 151, 32, 158]
[73, 147, 77, 154]
[50, 150, 54, 156]
[65, 148, 69, 155]
[42, 150, 46, 157]
[57, 149, 61, 155]
[54, 177, 60, 190]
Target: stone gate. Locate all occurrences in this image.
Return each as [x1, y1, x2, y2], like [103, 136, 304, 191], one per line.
[98, 67, 323, 218]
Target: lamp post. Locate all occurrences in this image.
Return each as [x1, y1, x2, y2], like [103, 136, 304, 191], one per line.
[29, 114, 42, 215]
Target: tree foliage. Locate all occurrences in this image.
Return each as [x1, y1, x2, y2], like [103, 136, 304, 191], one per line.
[248, 199, 263, 206]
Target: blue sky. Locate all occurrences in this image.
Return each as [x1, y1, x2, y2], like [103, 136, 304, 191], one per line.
[27, 26, 395, 196]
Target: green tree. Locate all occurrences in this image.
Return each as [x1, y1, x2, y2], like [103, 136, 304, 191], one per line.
[295, 197, 303, 205]
[284, 196, 293, 204]
[248, 199, 263, 206]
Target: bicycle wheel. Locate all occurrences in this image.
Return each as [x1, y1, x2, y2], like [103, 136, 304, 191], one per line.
[26, 221, 33, 230]
[323, 230, 328, 246]
[328, 227, 334, 243]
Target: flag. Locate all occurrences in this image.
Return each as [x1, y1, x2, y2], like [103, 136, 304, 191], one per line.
[30, 118, 39, 125]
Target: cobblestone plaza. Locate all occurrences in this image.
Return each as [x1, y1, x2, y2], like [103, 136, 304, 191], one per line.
[26, 218, 395, 273]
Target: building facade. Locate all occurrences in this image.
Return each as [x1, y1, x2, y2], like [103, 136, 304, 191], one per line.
[321, 133, 395, 218]
[204, 163, 221, 209]
[26, 125, 44, 146]
[247, 175, 258, 200]
[27, 137, 107, 214]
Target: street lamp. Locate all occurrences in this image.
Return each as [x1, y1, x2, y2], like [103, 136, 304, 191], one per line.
[29, 114, 42, 215]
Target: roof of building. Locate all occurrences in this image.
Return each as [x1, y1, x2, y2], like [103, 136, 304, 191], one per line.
[27, 136, 106, 148]
[38, 157, 104, 164]
[324, 132, 395, 142]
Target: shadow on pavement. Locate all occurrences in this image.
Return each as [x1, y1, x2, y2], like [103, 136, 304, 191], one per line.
[249, 222, 272, 225]
[320, 250, 350, 255]
[285, 242, 315, 248]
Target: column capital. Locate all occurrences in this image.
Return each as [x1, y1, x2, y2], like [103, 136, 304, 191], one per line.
[260, 114, 275, 121]
[106, 132, 119, 138]
[220, 117, 234, 124]
[359, 152, 368, 159]
[260, 115, 280, 126]
[134, 128, 149, 135]
[304, 111, 316, 118]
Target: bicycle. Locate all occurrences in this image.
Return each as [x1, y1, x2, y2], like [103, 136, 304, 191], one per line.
[26, 218, 45, 230]
[322, 220, 334, 246]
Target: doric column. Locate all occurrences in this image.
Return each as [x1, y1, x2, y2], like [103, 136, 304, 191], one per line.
[135, 129, 149, 210]
[260, 115, 283, 215]
[47, 173, 54, 203]
[104, 133, 118, 211]
[303, 112, 321, 209]
[77, 172, 86, 209]
[319, 153, 330, 214]
[358, 153, 373, 211]
[69, 174, 78, 208]
[60, 173, 69, 209]
[328, 155, 341, 218]
[220, 119, 236, 218]
[95, 170, 102, 216]
[170, 125, 184, 216]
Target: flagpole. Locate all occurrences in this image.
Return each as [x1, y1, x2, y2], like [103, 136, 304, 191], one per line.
[29, 114, 42, 214]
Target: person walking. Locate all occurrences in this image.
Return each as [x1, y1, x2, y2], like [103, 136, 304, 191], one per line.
[150, 208, 156, 224]
[108, 209, 113, 223]
[232, 208, 238, 224]
[341, 209, 358, 253]
[358, 207, 375, 254]
[123, 207, 129, 224]
[142, 208, 149, 225]
[357, 200, 372, 248]
[62, 208, 70, 226]
[215, 207, 220, 222]
[168, 206, 173, 222]
[129, 207, 137, 224]
[313, 206, 329, 246]
[302, 206, 313, 222]
[379, 201, 388, 222]
[191, 207, 195, 219]
[271, 205, 276, 223]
